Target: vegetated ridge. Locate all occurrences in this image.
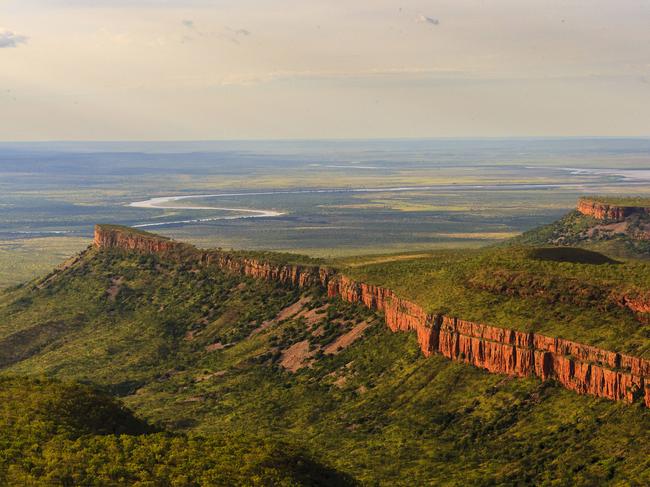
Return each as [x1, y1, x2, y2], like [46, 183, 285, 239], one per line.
[518, 197, 650, 258]
[94, 223, 650, 408]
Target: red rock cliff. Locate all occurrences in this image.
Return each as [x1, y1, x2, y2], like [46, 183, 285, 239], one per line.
[94, 224, 650, 408]
[93, 225, 186, 254]
[94, 225, 332, 289]
[577, 198, 650, 221]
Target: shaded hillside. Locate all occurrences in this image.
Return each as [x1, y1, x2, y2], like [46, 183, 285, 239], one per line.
[0, 377, 351, 486]
[1, 234, 650, 484]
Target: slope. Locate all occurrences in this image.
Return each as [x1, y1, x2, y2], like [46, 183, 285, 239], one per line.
[1, 230, 649, 484]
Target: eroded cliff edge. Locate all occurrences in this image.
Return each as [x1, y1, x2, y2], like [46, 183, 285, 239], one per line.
[94, 224, 650, 408]
[577, 198, 650, 221]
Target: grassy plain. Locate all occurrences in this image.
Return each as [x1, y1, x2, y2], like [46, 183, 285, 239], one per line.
[4, 138, 650, 287]
[0, 237, 90, 288]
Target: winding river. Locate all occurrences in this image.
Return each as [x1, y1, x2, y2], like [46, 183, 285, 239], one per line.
[128, 180, 648, 228]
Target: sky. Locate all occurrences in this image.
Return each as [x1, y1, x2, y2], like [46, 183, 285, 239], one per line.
[1, 0, 649, 140]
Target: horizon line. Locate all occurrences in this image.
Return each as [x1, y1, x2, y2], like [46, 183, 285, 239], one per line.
[1, 135, 650, 144]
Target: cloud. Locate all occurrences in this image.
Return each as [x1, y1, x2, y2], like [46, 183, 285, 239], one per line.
[221, 27, 251, 44]
[203, 67, 466, 87]
[0, 29, 28, 48]
[417, 14, 439, 26]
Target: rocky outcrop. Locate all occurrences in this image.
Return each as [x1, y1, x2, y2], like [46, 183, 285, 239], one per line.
[201, 252, 333, 289]
[618, 291, 650, 315]
[94, 225, 332, 289]
[326, 274, 650, 406]
[94, 224, 650, 408]
[577, 198, 650, 221]
[93, 225, 188, 254]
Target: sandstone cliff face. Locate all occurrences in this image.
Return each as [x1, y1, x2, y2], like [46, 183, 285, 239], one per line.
[93, 226, 185, 254]
[94, 225, 650, 408]
[577, 198, 650, 221]
[201, 252, 332, 289]
[94, 225, 331, 289]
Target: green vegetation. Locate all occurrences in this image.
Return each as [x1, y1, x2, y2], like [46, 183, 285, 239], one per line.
[1, 240, 650, 484]
[344, 244, 650, 356]
[516, 210, 650, 259]
[0, 236, 90, 289]
[581, 196, 650, 206]
[0, 377, 351, 486]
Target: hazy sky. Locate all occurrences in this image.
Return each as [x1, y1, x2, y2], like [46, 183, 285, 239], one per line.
[2, 0, 649, 140]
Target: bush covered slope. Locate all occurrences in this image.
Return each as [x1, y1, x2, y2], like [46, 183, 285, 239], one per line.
[515, 210, 650, 258]
[1, 240, 650, 485]
[0, 377, 351, 486]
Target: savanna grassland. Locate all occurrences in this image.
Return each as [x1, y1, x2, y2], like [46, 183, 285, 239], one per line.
[2, 138, 650, 484]
[1, 236, 649, 485]
[3, 138, 650, 287]
[0, 237, 89, 288]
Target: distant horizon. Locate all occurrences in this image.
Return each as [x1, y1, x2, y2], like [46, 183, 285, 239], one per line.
[2, 135, 650, 144]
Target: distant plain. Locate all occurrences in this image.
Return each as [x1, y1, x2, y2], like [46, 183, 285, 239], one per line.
[1, 137, 650, 287]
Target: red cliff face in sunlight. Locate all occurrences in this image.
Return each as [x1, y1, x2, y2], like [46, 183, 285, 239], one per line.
[93, 226, 183, 254]
[577, 198, 650, 221]
[94, 224, 650, 408]
[202, 253, 332, 289]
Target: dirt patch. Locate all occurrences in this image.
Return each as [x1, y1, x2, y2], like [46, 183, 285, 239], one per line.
[323, 321, 371, 355]
[106, 276, 124, 301]
[333, 375, 348, 388]
[205, 342, 225, 352]
[279, 340, 314, 372]
[276, 296, 312, 322]
[301, 304, 329, 326]
[249, 296, 317, 337]
[249, 319, 273, 337]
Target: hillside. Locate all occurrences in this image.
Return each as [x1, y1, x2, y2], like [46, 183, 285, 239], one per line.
[0, 377, 350, 486]
[517, 197, 650, 258]
[1, 218, 650, 484]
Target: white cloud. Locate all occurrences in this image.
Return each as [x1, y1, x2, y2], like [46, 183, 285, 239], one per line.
[221, 27, 251, 44]
[417, 14, 439, 26]
[0, 29, 28, 48]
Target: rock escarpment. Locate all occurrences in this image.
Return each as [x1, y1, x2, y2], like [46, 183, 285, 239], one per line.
[577, 198, 650, 221]
[94, 225, 650, 408]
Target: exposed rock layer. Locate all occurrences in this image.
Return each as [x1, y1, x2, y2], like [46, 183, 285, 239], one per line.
[94, 225, 650, 408]
[577, 198, 650, 221]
